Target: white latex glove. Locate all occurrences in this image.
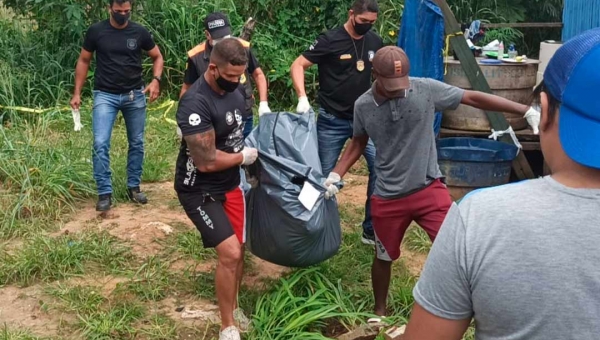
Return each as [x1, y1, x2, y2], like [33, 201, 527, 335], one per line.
[324, 172, 341, 199]
[258, 101, 271, 117]
[296, 96, 311, 113]
[524, 106, 541, 135]
[241, 147, 258, 165]
[71, 109, 83, 132]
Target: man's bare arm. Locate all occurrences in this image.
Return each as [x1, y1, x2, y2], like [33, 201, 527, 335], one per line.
[332, 135, 369, 177]
[402, 303, 471, 340]
[461, 90, 529, 115]
[184, 130, 243, 173]
[252, 67, 269, 102]
[290, 55, 314, 98]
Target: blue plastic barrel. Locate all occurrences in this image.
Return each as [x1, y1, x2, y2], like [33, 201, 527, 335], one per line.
[437, 137, 519, 200]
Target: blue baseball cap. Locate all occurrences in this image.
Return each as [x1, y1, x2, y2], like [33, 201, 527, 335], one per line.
[544, 27, 600, 169]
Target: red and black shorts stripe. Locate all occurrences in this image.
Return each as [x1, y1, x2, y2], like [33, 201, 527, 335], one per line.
[177, 187, 246, 248]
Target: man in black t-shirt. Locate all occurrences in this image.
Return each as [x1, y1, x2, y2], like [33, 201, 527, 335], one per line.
[69, 0, 164, 212]
[175, 39, 258, 340]
[179, 12, 270, 139]
[290, 0, 383, 245]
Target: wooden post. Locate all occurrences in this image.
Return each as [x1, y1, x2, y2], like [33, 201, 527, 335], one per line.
[434, 0, 536, 179]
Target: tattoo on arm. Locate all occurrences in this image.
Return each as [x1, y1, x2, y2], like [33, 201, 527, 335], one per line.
[184, 130, 216, 165]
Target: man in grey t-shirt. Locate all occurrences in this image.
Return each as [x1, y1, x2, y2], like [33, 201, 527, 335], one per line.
[403, 28, 600, 340]
[324, 46, 540, 318]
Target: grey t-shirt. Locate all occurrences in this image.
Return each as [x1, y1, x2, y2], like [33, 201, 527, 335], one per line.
[414, 176, 600, 340]
[354, 77, 464, 198]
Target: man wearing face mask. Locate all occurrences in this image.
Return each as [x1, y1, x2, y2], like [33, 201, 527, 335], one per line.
[324, 46, 541, 319]
[179, 12, 270, 139]
[70, 0, 164, 212]
[290, 0, 383, 246]
[175, 38, 258, 340]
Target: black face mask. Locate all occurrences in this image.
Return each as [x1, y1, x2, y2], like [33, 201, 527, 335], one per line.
[111, 11, 130, 26]
[214, 68, 240, 93]
[353, 16, 372, 36]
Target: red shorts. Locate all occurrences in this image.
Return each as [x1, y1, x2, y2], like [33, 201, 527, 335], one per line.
[371, 179, 452, 261]
[178, 187, 246, 248]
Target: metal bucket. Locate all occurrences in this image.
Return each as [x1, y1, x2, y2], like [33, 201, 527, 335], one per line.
[437, 137, 519, 201]
[443, 59, 539, 132]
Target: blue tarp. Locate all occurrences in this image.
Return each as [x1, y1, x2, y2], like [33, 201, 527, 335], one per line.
[563, 0, 600, 41]
[398, 0, 445, 136]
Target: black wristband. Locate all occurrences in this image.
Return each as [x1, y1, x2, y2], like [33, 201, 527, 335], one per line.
[153, 76, 161, 83]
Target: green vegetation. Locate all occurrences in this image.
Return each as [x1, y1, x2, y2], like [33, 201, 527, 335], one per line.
[0, 0, 562, 339]
[0, 231, 133, 286]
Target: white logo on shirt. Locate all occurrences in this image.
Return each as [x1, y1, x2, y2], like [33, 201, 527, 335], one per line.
[189, 113, 201, 126]
[234, 109, 242, 126]
[208, 19, 225, 29]
[309, 39, 318, 50]
[368, 50, 375, 61]
[226, 111, 234, 125]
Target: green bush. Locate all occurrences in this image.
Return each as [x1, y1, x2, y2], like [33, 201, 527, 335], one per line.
[0, 0, 403, 109]
[0, 0, 562, 109]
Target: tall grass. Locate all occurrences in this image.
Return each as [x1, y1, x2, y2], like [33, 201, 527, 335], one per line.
[0, 104, 177, 238]
[0, 231, 134, 286]
[249, 268, 372, 339]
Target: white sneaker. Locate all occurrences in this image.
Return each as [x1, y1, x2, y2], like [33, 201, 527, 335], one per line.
[234, 308, 252, 332]
[219, 326, 241, 340]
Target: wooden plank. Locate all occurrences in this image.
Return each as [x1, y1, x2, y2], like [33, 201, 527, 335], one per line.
[484, 22, 563, 29]
[434, 0, 536, 179]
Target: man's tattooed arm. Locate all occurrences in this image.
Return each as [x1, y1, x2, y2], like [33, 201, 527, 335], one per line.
[184, 130, 243, 172]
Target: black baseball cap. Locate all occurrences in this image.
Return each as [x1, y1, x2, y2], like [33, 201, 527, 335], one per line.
[203, 12, 232, 39]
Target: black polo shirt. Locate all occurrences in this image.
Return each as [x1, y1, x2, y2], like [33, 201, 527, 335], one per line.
[184, 39, 259, 116]
[174, 76, 246, 194]
[302, 27, 383, 120]
[82, 20, 156, 94]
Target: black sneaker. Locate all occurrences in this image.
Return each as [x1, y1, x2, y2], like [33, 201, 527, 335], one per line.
[361, 231, 376, 246]
[96, 194, 112, 212]
[127, 187, 148, 204]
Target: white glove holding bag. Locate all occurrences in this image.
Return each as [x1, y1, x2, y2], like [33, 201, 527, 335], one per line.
[524, 107, 541, 135]
[258, 101, 271, 117]
[241, 147, 258, 165]
[296, 96, 311, 113]
[324, 172, 341, 199]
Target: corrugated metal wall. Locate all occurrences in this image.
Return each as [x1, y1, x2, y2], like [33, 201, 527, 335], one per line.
[562, 0, 600, 41]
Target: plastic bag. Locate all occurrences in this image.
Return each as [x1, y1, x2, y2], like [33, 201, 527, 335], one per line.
[244, 110, 341, 268]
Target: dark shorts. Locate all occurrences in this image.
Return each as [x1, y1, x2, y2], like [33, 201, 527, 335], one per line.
[371, 179, 452, 261]
[177, 187, 246, 248]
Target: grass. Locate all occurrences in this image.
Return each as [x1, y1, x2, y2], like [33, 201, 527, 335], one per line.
[404, 225, 433, 254]
[173, 231, 217, 261]
[119, 256, 173, 302]
[0, 97, 443, 339]
[0, 104, 178, 239]
[0, 231, 134, 286]
[0, 325, 53, 340]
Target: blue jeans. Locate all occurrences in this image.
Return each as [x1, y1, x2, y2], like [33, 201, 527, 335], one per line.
[317, 108, 376, 235]
[92, 88, 146, 195]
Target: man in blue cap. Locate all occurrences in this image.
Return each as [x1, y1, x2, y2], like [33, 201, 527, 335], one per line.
[402, 27, 600, 340]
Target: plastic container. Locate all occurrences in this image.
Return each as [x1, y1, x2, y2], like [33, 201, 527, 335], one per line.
[437, 137, 519, 201]
[508, 43, 518, 59]
[497, 41, 505, 61]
